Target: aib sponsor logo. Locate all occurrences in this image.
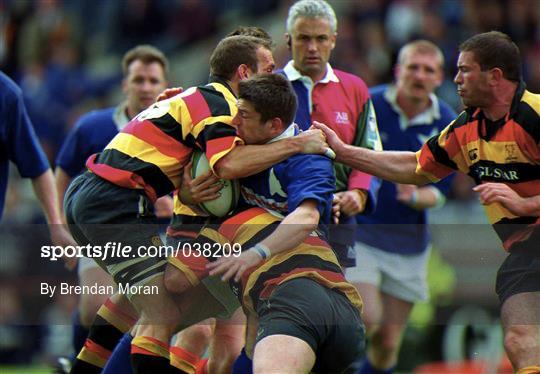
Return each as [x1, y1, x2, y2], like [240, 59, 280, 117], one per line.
[335, 111, 350, 125]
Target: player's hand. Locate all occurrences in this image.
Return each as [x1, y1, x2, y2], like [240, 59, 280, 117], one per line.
[311, 121, 344, 160]
[332, 194, 341, 224]
[49, 224, 78, 270]
[473, 183, 535, 216]
[207, 249, 262, 282]
[396, 184, 418, 205]
[156, 87, 183, 102]
[154, 195, 173, 218]
[334, 191, 364, 216]
[179, 161, 222, 205]
[296, 129, 335, 159]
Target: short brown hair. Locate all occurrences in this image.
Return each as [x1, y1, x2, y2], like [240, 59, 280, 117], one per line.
[459, 31, 522, 82]
[209, 36, 272, 81]
[398, 40, 444, 69]
[238, 73, 297, 126]
[227, 26, 274, 47]
[122, 45, 169, 79]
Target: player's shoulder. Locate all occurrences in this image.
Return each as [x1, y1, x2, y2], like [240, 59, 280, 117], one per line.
[368, 84, 389, 100]
[520, 90, 540, 116]
[73, 107, 116, 132]
[285, 152, 333, 173]
[333, 69, 368, 91]
[437, 97, 458, 121]
[0, 72, 22, 102]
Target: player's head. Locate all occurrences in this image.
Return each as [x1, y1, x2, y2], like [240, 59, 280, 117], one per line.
[286, 0, 337, 82]
[210, 36, 275, 83]
[234, 73, 298, 145]
[455, 31, 521, 108]
[395, 40, 444, 102]
[227, 26, 274, 47]
[121, 45, 169, 117]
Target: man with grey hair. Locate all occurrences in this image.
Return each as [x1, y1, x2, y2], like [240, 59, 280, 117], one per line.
[279, 0, 382, 269]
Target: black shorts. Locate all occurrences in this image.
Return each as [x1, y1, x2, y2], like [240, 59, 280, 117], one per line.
[64, 172, 167, 287]
[255, 278, 365, 373]
[495, 245, 540, 306]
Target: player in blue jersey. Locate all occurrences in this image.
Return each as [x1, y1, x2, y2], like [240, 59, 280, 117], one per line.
[346, 40, 457, 374]
[0, 70, 76, 248]
[190, 74, 365, 373]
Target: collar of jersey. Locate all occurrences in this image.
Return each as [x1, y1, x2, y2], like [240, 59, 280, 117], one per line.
[113, 101, 130, 131]
[383, 84, 441, 129]
[283, 60, 339, 86]
[208, 75, 236, 97]
[267, 123, 299, 144]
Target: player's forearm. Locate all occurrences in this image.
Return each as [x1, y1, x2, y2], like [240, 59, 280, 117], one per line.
[214, 138, 302, 180]
[54, 168, 72, 224]
[32, 169, 64, 225]
[259, 202, 319, 257]
[521, 195, 540, 217]
[337, 145, 429, 185]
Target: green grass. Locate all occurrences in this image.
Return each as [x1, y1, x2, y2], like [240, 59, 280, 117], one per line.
[0, 366, 53, 373]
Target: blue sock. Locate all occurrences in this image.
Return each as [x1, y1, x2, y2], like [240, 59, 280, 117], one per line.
[71, 309, 89, 355]
[359, 359, 395, 374]
[102, 333, 133, 374]
[232, 347, 253, 374]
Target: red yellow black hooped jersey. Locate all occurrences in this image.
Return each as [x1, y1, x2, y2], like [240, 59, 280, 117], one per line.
[172, 207, 363, 316]
[416, 82, 540, 251]
[86, 78, 243, 202]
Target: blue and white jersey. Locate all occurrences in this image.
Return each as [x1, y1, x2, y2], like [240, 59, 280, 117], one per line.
[0, 71, 50, 219]
[356, 84, 457, 254]
[55, 104, 130, 177]
[239, 125, 335, 224]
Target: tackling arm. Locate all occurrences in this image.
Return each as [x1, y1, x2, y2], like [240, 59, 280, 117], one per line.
[213, 130, 330, 180]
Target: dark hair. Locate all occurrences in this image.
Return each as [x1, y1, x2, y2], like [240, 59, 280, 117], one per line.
[459, 31, 522, 82]
[210, 36, 272, 80]
[227, 26, 274, 47]
[122, 45, 169, 78]
[238, 74, 297, 126]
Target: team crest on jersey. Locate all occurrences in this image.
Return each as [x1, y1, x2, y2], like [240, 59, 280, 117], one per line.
[468, 148, 478, 161]
[335, 111, 350, 125]
[504, 144, 518, 162]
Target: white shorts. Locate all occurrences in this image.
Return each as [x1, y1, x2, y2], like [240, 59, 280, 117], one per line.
[77, 256, 101, 276]
[346, 241, 430, 303]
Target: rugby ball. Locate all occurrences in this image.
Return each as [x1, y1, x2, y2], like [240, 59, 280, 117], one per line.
[191, 151, 240, 217]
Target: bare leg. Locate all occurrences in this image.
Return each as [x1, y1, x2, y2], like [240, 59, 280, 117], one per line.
[501, 291, 540, 370]
[253, 335, 316, 374]
[208, 307, 246, 374]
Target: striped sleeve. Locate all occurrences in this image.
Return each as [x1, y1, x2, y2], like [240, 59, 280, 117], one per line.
[416, 123, 459, 182]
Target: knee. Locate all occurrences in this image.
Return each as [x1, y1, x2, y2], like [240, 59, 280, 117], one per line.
[164, 266, 191, 295]
[504, 325, 539, 361]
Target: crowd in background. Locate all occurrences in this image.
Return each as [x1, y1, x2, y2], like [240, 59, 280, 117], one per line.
[0, 0, 538, 368]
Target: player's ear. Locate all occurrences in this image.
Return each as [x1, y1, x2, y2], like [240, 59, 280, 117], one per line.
[285, 34, 292, 49]
[270, 117, 284, 134]
[237, 64, 250, 80]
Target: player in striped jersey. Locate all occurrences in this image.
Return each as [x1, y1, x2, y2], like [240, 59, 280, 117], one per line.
[314, 31, 539, 374]
[64, 36, 332, 374]
[176, 74, 365, 373]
